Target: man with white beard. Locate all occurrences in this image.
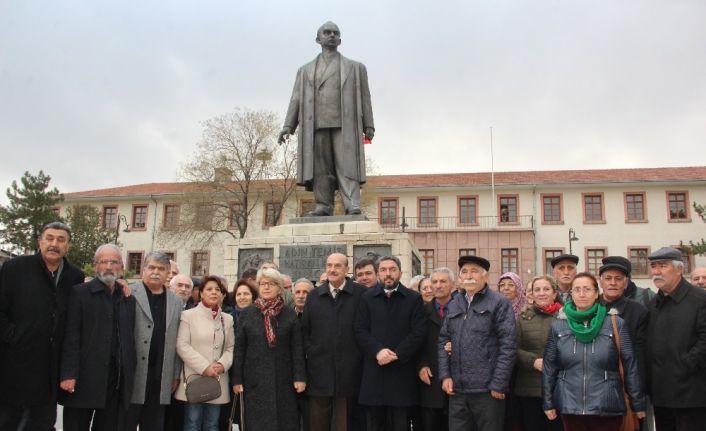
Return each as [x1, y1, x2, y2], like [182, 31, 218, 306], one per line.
[59, 244, 137, 430]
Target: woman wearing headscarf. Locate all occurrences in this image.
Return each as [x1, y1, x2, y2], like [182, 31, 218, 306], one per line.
[175, 275, 235, 431]
[496, 272, 526, 431]
[232, 267, 306, 431]
[542, 272, 646, 431]
[514, 275, 563, 431]
[497, 272, 526, 320]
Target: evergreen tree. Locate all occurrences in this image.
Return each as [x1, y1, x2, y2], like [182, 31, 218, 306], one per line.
[64, 204, 119, 269]
[0, 171, 63, 253]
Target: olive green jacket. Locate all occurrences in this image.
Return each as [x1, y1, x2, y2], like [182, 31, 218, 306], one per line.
[514, 305, 557, 398]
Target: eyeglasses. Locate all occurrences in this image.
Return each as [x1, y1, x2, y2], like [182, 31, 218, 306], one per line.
[571, 286, 596, 295]
[258, 281, 277, 287]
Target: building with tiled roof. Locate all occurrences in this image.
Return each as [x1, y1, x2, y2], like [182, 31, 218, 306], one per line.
[60, 166, 706, 288]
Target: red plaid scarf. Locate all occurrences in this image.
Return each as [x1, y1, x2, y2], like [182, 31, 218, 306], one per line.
[254, 296, 285, 346]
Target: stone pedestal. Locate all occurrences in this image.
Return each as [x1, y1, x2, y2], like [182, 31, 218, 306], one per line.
[224, 220, 420, 284]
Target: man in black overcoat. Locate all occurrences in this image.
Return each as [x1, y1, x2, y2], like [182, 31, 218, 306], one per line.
[417, 268, 455, 431]
[59, 244, 136, 430]
[302, 253, 366, 431]
[646, 247, 706, 431]
[0, 222, 85, 430]
[354, 256, 427, 431]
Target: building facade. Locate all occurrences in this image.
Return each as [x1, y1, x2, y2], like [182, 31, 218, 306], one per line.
[61, 167, 706, 288]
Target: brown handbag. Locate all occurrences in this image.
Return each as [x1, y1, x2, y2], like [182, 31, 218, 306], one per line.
[610, 314, 640, 431]
[184, 374, 222, 403]
[183, 314, 226, 404]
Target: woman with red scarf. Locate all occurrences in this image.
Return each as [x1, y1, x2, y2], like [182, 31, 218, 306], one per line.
[232, 268, 306, 431]
[175, 275, 235, 431]
[514, 275, 564, 431]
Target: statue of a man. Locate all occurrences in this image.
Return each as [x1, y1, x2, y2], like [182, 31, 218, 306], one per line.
[278, 21, 375, 216]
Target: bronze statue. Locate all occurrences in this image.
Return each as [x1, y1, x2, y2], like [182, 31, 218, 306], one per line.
[278, 21, 374, 216]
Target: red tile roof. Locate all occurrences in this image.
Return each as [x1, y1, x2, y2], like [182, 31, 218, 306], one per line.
[65, 166, 706, 198]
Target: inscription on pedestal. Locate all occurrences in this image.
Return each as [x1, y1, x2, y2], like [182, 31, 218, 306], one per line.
[353, 245, 391, 264]
[279, 244, 346, 281]
[238, 248, 274, 277]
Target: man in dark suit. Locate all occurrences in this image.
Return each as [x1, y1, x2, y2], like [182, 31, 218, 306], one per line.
[59, 244, 136, 430]
[354, 256, 427, 431]
[418, 267, 455, 431]
[646, 247, 706, 431]
[302, 253, 365, 431]
[278, 21, 374, 216]
[0, 222, 85, 430]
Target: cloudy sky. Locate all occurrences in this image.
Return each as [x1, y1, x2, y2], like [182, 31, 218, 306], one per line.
[1, 0, 705, 196]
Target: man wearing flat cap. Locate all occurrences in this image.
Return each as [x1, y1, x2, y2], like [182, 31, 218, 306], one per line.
[598, 257, 649, 388]
[437, 255, 516, 431]
[646, 247, 706, 431]
[603, 255, 654, 306]
[550, 254, 578, 303]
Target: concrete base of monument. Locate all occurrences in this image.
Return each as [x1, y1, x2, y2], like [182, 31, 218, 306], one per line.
[224, 220, 421, 285]
[288, 214, 368, 224]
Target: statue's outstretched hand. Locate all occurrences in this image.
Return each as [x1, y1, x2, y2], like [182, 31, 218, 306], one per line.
[278, 128, 291, 144]
[364, 127, 375, 140]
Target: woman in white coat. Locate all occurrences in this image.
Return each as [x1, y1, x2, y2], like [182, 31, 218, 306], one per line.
[175, 275, 235, 431]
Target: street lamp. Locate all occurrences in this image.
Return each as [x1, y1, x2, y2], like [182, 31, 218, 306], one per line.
[114, 214, 131, 244]
[568, 228, 579, 254]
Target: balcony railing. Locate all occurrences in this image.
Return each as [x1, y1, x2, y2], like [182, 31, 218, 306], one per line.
[368, 215, 534, 232]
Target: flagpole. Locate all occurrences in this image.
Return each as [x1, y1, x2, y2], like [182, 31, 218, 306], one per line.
[490, 126, 496, 219]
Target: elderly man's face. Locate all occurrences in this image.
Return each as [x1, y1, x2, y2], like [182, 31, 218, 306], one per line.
[94, 247, 123, 286]
[691, 267, 706, 289]
[293, 282, 312, 310]
[170, 274, 193, 303]
[142, 259, 169, 291]
[168, 261, 179, 283]
[326, 253, 348, 286]
[431, 271, 452, 301]
[600, 269, 628, 302]
[38, 228, 71, 266]
[553, 260, 577, 289]
[459, 263, 488, 296]
[650, 260, 683, 294]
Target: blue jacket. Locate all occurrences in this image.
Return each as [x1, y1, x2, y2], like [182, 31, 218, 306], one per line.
[437, 285, 517, 394]
[542, 308, 646, 416]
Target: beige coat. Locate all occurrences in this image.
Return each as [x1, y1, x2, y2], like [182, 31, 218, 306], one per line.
[175, 303, 235, 404]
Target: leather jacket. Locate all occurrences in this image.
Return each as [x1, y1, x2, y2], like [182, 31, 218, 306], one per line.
[542, 308, 646, 416]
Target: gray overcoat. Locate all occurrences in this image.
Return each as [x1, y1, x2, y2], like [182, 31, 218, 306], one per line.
[130, 282, 182, 405]
[283, 53, 374, 190]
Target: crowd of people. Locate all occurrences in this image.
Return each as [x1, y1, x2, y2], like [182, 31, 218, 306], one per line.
[1, 221, 705, 431]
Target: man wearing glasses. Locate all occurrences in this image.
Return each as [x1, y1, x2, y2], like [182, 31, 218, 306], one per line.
[59, 244, 137, 429]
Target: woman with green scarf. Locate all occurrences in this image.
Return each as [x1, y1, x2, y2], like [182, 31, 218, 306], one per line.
[541, 272, 646, 431]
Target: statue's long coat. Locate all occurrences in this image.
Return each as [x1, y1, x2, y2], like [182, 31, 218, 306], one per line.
[283, 53, 374, 190]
